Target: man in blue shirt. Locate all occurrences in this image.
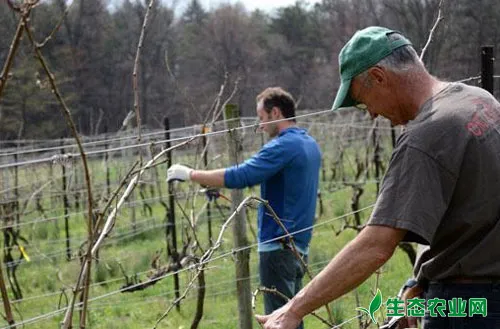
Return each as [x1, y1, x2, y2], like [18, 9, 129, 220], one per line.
[167, 87, 321, 327]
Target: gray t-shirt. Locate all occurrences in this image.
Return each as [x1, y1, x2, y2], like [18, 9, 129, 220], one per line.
[368, 83, 500, 282]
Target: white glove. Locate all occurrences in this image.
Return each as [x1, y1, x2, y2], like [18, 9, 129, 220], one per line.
[167, 164, 193, 182]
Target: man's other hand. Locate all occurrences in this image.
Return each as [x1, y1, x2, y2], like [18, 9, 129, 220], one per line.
[167, 164, 193, 182]
[255, 304, 302, 329]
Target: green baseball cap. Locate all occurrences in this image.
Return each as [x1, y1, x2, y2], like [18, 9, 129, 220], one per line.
[331, 26, 412, 110]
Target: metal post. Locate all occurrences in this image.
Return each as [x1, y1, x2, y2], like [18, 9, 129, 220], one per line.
[13, 151, 19, 228]
[73, 161, 80, 214]
[104, 125, 111, 199]
[61, 140, 71, 261]
[201, 126, 213, 246]
[481, 46, 494, 94]
[317, 189, 324, 217]
[373, 121, 381, 195]
[49, 158, 55, 211]
[391, 126, 396, 150]
[164, 117, 180, 310]
[321, 157, 326, 182]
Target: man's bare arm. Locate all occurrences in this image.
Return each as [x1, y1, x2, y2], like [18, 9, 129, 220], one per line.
[190, 169, 226, 188]
[256, 225, 407, 329]
[289, 225, 406, 316]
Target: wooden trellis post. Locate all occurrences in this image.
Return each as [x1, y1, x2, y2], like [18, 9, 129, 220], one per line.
[0, 262, 15, 328]
[223, 104, 253, 329]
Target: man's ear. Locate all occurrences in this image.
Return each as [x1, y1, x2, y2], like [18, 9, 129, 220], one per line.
[272, 106, 282, 118]
[367, 66, 387, 85]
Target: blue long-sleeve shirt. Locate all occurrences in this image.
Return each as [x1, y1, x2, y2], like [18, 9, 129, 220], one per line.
[224, 127, 321, 253]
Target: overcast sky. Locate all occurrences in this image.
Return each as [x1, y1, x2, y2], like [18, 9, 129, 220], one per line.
[197, 0, 317, 13]
[107, 0, 319, 16]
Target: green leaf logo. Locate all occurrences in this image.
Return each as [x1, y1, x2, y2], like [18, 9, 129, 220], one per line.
[356, 289, 382, 324]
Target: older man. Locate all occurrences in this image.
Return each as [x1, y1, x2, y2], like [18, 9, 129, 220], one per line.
[256, 26, 500, 329]
[167, 87, 321, 328]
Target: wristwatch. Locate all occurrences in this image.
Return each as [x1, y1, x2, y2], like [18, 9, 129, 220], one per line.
[397, 278, 418, 298]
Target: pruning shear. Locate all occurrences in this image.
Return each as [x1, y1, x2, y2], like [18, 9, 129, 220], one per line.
[200, 187, 231, 202]
[380, 278, 419, 329]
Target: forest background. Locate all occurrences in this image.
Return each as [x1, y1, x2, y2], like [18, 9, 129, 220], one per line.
[1, 0, 500, 140]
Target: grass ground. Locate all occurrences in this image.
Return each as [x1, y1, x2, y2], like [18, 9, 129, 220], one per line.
[1, 177, 413, 329]
[0, 123, 412, 329]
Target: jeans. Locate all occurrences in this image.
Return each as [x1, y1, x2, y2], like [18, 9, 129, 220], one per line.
[423, 282, 500, 329]
[259, 249, 307, 329]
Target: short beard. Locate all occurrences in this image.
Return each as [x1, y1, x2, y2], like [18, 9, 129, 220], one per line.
[266, 124, 279, 138]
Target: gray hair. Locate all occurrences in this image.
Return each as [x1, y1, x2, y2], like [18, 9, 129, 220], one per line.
[357, 33, 422, 81]
[377, 33, 423, 72]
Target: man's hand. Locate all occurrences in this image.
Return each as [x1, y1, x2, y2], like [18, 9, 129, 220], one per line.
[166, 164, 193, 182]
[397, 284, 424, 329]
[255, 304, 302, 329]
